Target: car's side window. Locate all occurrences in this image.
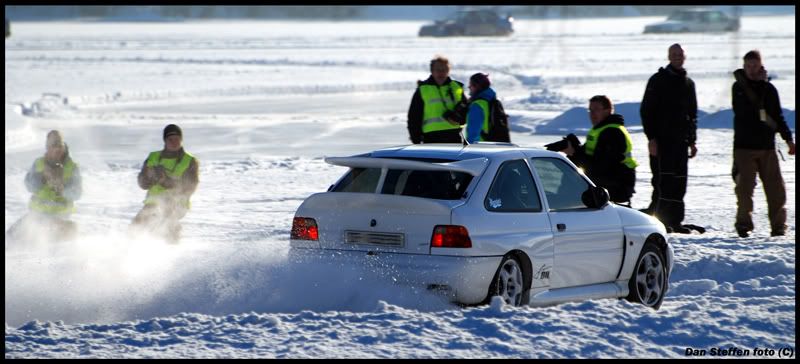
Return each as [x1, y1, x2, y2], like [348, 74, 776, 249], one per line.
[466, 12, 481, 23]
[531, 158, 590, 211]
[485, 159, 542, 212]
[478, 11, 493, 24]
[332, 167, 382, 193]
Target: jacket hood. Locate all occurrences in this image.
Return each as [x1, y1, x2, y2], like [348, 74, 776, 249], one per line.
[471, 87, 496, 100]
[660, 64, 687, 77]
[595, 113, 625, 128]
[733, 68, 768, 84]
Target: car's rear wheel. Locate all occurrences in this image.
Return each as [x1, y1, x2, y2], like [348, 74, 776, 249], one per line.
[487, 254, 526, 306]
[626, 241, 667, 310]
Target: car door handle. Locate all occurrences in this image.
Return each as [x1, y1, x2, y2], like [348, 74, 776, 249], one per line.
[556, 223, 566, 232]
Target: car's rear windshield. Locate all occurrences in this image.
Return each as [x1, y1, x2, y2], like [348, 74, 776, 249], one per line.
[332, 167, 473, 200]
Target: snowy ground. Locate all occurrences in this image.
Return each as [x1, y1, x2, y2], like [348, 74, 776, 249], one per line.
[5, 15, 796, 358]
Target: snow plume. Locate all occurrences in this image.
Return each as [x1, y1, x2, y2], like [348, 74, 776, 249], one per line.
[124, 242, 454, 320]
[5, 235, 453, 327]
[5, 232, 196, 325]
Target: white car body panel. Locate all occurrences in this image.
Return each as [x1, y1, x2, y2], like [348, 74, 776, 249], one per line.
[530, 282, 626, 307]
[290, 144, 672, 306]
[294, 192, 459, 254]
[290, 248, 503, 303]
[547, 206, 623, 288]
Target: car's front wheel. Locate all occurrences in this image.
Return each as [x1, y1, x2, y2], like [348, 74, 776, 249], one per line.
[626, 241, 667, 309]
[487, 254, 527, 306]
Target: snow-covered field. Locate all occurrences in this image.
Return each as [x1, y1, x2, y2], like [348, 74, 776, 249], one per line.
[5, 15, 796, 358]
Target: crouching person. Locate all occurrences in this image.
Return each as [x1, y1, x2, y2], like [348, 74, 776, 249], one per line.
[7, 130, 82, 242]
[131, 124, 199, 243]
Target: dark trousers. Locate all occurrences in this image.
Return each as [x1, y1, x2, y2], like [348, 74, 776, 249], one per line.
[647, 140, 688, 227]
[422, 128, 464, 144]
[131, 202, 187, 242]
[589, 168, 635, 204]
[733, 148, 786, 233]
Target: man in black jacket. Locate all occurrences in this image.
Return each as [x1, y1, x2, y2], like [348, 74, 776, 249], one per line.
[561, 96, 638, 205]
[640, 43, 698, 233]
[731, 50, 795, 238]
[406, 56, 468, 144]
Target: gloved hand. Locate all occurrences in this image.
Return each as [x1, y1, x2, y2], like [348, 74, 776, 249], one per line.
[42, 165, 56, 183]
[51, 180, 65, 196]
[144, 166, 157, 183]
[152, 166, 167, 183]
[443, 110, 458, 124]
[43, 165, 65, 194]
[159, 175, 177, 189]
[758, 66, 768, 81]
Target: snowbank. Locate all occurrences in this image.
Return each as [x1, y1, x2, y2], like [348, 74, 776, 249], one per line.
[534, 103, 795, 135]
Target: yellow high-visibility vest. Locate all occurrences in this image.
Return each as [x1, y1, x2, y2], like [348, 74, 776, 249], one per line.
[29, 157, 77, 215]
[465, 99, 490, 142]
[420, 81, 464, 134]
[585, 123, 638, 169]
[143, 151, 195, 208]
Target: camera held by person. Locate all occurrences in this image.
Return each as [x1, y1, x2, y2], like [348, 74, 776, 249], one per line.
[545, 133, 581, 153]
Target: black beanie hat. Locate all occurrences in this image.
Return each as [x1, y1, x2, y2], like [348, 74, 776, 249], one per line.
[469, 73, 491, 91]
[163, 124, 182, 140]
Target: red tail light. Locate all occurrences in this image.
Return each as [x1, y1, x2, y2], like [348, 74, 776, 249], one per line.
[430, 225, 472, 248]
[291, 217, 318, 241]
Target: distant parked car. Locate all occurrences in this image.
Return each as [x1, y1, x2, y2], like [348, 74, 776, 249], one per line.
[644, 8, 740, 33]
[419, 10, 514, 37]
[290, 144, 674, 309]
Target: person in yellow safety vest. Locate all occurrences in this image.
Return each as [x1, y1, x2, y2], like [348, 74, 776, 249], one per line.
[131, 124, 199, 242]
[6, 130, 82, 242]
[406, 55, 469, 144]
[560, 95, 638, 205]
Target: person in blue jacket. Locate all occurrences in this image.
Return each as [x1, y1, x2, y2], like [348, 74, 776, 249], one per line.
[464, 73, 497, 144]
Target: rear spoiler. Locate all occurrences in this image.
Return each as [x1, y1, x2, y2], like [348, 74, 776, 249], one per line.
[324, 157, 489, 176]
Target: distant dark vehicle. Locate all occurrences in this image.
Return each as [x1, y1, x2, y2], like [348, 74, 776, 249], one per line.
[419, 10, 514, 37]
[644, 9, 740, 33]
[5, 18, 9, 38]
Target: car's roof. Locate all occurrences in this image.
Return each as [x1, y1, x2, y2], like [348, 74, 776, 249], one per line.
[458, 9, 497, 14]
[366, 143, 561, 162]
[674, 8, 717, 13]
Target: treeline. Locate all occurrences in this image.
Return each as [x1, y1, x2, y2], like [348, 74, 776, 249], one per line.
[5, 6, 365, 20]
[4, 5, 785, 21]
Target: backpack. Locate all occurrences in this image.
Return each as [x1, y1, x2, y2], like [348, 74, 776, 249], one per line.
[480, 99, 511, 142]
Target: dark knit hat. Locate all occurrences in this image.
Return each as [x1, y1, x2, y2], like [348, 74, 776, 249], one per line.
[163, 124, 182, 140]
[469, 73, 491, 91]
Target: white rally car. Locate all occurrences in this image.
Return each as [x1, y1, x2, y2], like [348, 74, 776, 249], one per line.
[290, 143, 673, 309]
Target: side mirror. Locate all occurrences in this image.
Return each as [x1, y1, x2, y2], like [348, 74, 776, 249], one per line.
[581, 186, 609, 209]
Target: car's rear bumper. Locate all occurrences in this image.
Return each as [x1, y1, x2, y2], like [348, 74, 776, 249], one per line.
[289, 247, 502, 304]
